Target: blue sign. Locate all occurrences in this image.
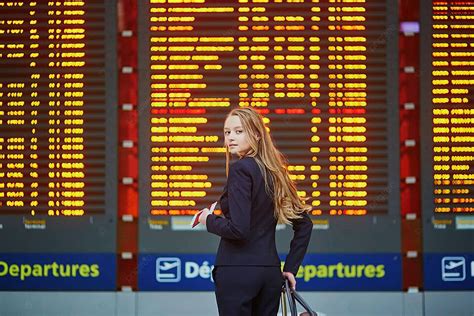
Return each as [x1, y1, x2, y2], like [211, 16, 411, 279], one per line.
[139, 254, 215, 291]
[424, 253, 474, 290]
[0, 253, 116, 290]
[295, 253, 401, 291]
[139, 253, 401, 291]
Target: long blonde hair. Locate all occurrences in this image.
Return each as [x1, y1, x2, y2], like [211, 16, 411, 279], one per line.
[225, 107, 311, 224]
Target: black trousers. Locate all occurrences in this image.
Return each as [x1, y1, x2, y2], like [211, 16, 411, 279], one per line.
[212, 266, 283, 316]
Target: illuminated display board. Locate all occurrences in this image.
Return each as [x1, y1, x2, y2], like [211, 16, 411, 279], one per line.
[422, 1, 474, 215]
[0, 1, 115, 217]
[420, 0, 474, 252]
[0, 1, 117, 254]
[139, 0, 400, 253]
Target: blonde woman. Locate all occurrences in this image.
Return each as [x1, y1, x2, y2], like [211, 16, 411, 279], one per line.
[199, 107, 313, 316]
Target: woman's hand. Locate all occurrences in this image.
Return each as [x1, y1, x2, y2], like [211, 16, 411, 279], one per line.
[282, 271, 296, 290]
[198, 207, 211, 225]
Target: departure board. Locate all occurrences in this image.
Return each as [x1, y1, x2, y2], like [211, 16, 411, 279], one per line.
[420, 0, 474, 251]
[422, 0, 474, 215]
[138, 0, 400, 253]
[0, 0, 114, 216]
[140, 0, 397, 213]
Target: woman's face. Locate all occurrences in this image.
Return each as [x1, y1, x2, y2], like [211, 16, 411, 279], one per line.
[224, 115, 251, 157]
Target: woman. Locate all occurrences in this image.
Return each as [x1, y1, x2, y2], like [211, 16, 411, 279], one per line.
[199, 107, 313, 316]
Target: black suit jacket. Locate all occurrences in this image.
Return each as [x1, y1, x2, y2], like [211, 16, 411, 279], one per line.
[206, 157, 313, 274]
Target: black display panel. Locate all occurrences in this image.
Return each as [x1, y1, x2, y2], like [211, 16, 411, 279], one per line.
[420, 0, 474, 252]
[0, 0, 117, 252]
[139, 0, 400, 253]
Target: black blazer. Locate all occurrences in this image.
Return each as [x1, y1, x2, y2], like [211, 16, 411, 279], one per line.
[206, 156, 313, 274]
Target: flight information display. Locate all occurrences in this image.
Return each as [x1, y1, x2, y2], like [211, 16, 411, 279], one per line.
[420, 2, 473, 290]
[421, 0, 474, 216]
[139, 0, 399, 225]
[420, 0, 474, 255]
[0, 0, 113, 216]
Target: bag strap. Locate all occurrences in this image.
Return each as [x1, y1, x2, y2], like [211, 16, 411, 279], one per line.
[283, 279, 297, 316]
[283, 279, 318, 316]
[292, 290, 318, 316]
[280, 290, 287, 316]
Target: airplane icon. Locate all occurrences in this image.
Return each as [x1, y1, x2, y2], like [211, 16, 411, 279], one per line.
[160, 261, 178, 270]
[442, 257, 466, 281]
[445, 260, 463, 270]
[156, 257, 181, 283]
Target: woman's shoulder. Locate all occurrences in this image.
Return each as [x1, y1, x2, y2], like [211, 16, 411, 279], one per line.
[229, 156, 258, 173]
[232, 156, 257, 167]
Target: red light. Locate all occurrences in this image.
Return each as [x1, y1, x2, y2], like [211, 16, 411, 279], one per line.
[287, 108, 305, 114]
[152, 109, 168, 115]
[255, 108, 270, 115]
[169, 108, 206, 115]
[329, 108, 366, 115]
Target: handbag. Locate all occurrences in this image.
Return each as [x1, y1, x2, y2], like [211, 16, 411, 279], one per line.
[281, 279, 318, 316]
